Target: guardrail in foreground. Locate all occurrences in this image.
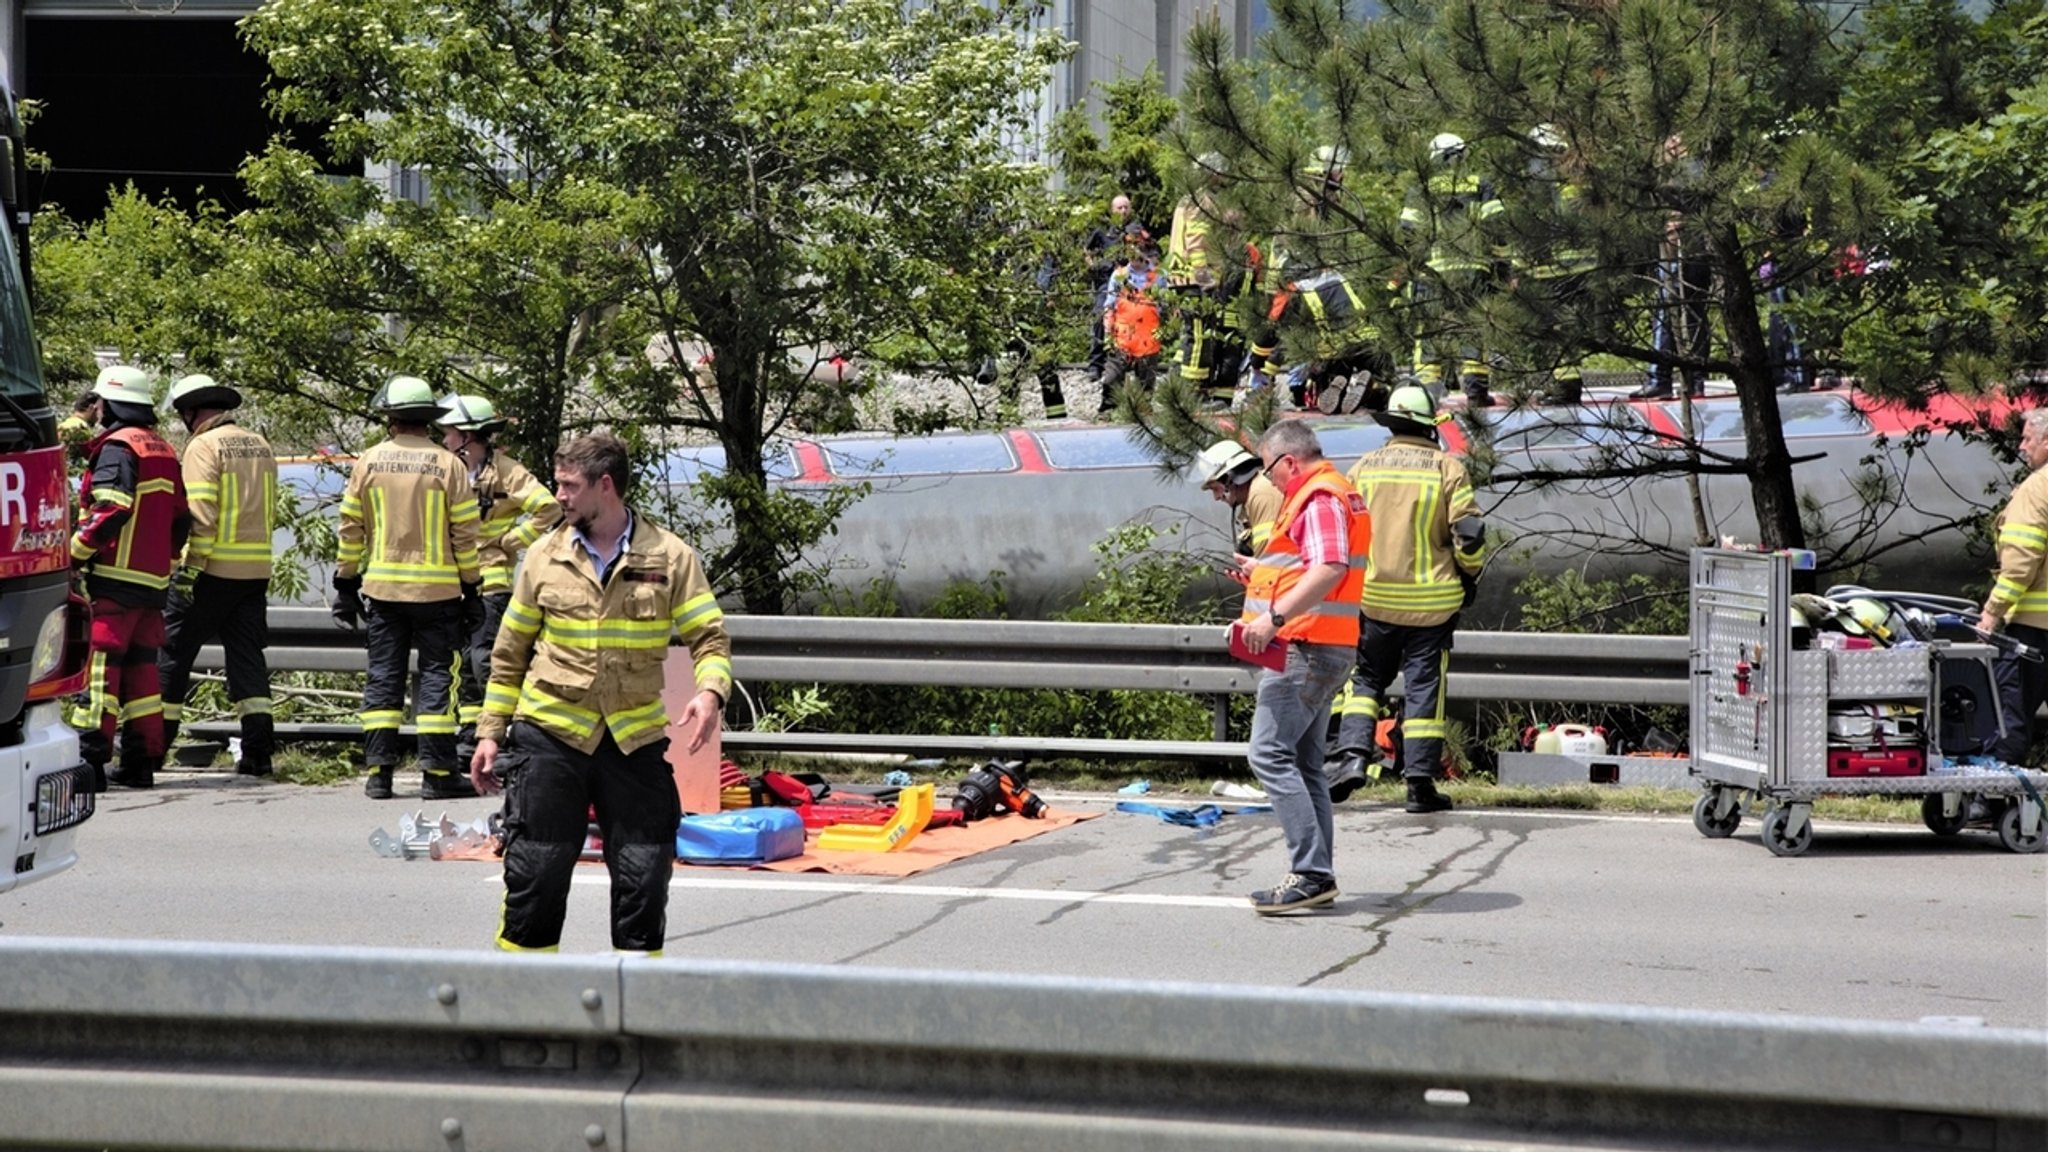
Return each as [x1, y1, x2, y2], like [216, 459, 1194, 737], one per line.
[2, 938, 2040, 1152]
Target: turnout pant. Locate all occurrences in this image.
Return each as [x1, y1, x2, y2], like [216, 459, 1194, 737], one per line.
[455, 591, 510, 762]
[1338, 616, 1458, 781]
[362, 598, 462, 770]
[158, 575, 274, 767]
[1992, 622, 2048, 765]
[496, 720, 680, 953]
[79, 598, 167, 775]
[1246, 641, 1354, 880]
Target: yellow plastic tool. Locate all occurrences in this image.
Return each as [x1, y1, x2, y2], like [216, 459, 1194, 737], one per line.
[816, 784, 935, 853]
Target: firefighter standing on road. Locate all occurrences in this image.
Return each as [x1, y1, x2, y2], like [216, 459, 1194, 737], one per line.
[157, 374, 279, 777]
[436, 393, 562, 766]
[71, 366, 190, 791]
[334, 376, 483, 800]
[1330, 386, 1486, 812]
[470, 431, 730, 955]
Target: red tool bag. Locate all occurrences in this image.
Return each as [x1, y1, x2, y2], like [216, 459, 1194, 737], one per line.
[1826, 748, 1924, 777]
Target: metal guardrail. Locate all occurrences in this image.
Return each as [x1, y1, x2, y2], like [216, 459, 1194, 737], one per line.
[2, 938, 2041, 1152]
[184, 609, 1686, 759]
[199, 608, 1689, 700]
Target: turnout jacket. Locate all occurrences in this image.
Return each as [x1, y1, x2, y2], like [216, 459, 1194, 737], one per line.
[477, 514, 732, 756]
[72, 423, 191, 608]
[1237, 473, 1285, 557]
[181, 413, 277, 580]
[1986, 465, 2048, 629]
[471, 451, 562, 594]
[1346, 435, 1483, 627]
[337, 433, 481, 602]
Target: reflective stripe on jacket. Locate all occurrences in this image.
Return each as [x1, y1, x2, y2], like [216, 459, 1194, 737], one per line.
[1988, 466, 2048, 628]
[73, 425, 190, 604]
[337, 433, 481, 602]
[182, 414, 277, 580]
[1240, 460, 1370, 648]
[1166, 196, 1216, 288]
[1347, 435, 1482, 627]
[473, 452, 563, 594]
[476, 515, 733, 756]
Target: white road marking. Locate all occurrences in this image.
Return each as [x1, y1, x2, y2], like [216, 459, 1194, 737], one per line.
[491, 872, 1251, 908]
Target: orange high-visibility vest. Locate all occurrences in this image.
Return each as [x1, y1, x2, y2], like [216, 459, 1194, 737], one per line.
[1240, 460, 1369, 648]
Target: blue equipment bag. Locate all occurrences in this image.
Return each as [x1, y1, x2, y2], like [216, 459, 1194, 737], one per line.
[676, 808, 806, 864]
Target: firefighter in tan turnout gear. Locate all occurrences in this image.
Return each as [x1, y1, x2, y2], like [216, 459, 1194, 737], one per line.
[1328, 385, 1487, 812]
[471, 431, 731, 955]
[436, 393, 561, 765]
[157, 374, 280, 776]
[335, 376, 483, 800]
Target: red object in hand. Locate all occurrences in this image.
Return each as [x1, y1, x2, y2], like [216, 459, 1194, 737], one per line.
[1734, 660, 1751, 696]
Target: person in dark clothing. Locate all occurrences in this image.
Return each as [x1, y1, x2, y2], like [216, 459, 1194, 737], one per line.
[1082, 195, 1139, 380]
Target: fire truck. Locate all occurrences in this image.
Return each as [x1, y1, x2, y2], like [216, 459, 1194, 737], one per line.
[0, 66, 96, 894]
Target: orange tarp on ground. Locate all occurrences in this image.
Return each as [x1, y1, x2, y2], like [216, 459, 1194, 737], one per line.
[742, 808, 1099, 877]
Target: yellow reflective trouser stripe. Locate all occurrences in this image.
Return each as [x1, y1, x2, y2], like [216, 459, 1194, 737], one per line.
[497, 900, 559, 952]
[1332, 679, 1377, 718]
[235, 697, 273, 716]
[120, 695, 163, 723]
[75, 652, 111, 728]
[503, 599, 542, 637]
[162, 701, 182, 723]
[1406, 719, 1449, 739]
[416, 714, 459, 735]
[361, 708, 404, 732]
[1402, 648, 1451, 739]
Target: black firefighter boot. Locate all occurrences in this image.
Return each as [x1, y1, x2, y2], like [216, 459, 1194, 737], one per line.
[106, 729, 156, 790]
[1405, 776, 1454, 814]
[237, 714, 274, 777]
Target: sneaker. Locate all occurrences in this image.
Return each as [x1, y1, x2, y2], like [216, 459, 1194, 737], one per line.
[363, 768, 395, 800]
[1405, 777, 1454, 814]
[1326, 755, 1367, 803]
[1250, 872, 1338, 915]
[421, 770, 479, 800]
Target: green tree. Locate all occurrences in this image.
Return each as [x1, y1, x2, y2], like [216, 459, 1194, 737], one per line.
[223, 0, 1070, 614]
[1050, 65, 1181, 229]
[1177, 0, 1915, 554]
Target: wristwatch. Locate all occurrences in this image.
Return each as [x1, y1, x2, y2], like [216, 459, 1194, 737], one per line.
[1269, 610, 1288, 628]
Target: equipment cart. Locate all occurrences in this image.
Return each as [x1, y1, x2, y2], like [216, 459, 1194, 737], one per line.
[1688, 548, 2047, 856]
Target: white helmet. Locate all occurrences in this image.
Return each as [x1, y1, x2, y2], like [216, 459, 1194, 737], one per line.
[1429, 132, 1468, 165]
[1196, 440, 1259, 486]
[1529, 123, 1567, 152]
[92, 365, 155, 407]
[1374, 385, 1447, 437]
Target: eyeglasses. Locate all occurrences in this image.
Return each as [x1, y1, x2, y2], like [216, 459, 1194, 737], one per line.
[1261, 453, 1292, 479]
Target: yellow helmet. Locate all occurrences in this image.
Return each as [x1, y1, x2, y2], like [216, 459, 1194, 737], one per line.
[371, 375, 444, 420]
[1374, 385, 1447, 437]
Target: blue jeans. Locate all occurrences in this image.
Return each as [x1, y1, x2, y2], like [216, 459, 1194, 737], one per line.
[1247, 640, 1355, 879]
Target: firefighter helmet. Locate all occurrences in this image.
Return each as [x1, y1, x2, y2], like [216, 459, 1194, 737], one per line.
[1529, 123, 1567, 152]
[372, 375, 444, 420]
[1304, 144, 1350, 176]
[1844, 596, 1897, 642]
[166, 373, 243, 413]
[1196, 439, 1260, 487]
[91, 365, 155, 407]
[1429, 132, 1468, 165]
[1374, 385, 1448, 438]
[436, 393, 508, 435]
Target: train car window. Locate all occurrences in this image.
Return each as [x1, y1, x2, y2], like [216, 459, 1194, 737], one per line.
[821, 433, 1018, 477]
[655, 442, 800, 485]
[1682, 393, 1866, 441]
[1312, 422, 1394, 462]
[1034, 427, 1157, 470]
[1477, 403, 1653, 451]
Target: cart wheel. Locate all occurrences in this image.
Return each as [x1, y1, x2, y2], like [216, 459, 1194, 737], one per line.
[1693, 791, 1740, 838]
[1920, 793, 1968, 837]
[1761, 808, 1813, 857]
[1996, 801, 2046, 855]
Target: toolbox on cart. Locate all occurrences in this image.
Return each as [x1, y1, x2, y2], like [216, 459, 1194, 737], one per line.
[1825, 748, 1925, 778]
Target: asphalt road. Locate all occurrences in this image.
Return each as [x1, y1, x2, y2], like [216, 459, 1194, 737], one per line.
[4, 767, 2045, 1028]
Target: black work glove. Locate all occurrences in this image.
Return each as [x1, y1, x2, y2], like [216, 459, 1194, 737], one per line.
[1460, 569, 1480, 608]
[332, 575, 365, 632]
[461, 581, 484, 633]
